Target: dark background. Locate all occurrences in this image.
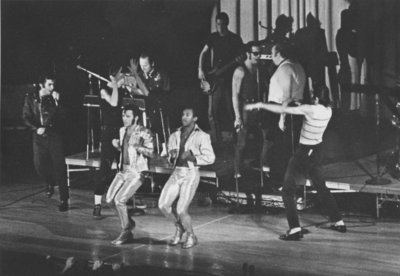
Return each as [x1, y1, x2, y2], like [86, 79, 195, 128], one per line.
[1, 0, 216, 155]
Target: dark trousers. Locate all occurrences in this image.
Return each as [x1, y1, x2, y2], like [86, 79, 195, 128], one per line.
[33, 131, 69, 201]
[95, 126, 119, 196]
[234, 109, 272, 177]
[208, 81, 234, 143]
[282, 144, 342, 229]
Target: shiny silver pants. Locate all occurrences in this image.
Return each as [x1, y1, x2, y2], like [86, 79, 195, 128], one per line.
[158, 167, 200, 234]
[106, 170, 144, 231]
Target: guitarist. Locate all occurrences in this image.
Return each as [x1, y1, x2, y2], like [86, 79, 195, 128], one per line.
[198, 12, 244, 144]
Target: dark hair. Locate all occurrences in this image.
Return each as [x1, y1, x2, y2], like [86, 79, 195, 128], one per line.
[38, 73, 55, 86]
[182, 105, 198, 118]
[245, 41, 261, 53]
[123, 104, 142, 124]
[216, 12, 229, 25]
[139, 52, 154, 65]
[275, 14, 293, 32]
[314, 85, 331, 107]
[273, 40, 295, 60]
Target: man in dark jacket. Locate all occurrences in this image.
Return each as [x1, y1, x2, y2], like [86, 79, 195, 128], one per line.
[22, 73, 69, 211]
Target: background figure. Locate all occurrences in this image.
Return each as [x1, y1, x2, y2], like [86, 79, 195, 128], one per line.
[22, 73, 69, 211]
[198, 12, 244, 145]
[267, 41, 306, 188]
[336, 8, 367, 112]
[159, 107, 215, 249]
[232, 41, 270, 211]
[106, 104, 154, 245]
[93, 69, 123, 219]
[294, 13, 328, 93]
[260, 14, 294, 79]
[127, 52, 170, 155]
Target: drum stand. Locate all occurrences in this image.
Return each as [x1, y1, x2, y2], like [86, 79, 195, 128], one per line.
[83, 75, 101, 160]
[366, 93, 391, 185]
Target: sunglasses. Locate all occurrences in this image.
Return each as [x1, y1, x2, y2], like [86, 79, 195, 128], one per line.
[251, 52, 261, 56]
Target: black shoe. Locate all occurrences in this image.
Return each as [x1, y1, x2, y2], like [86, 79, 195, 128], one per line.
[330, 224, 347, 233]
[279, 230, 303, 241]
[45, 186, 54, 198]
[58, 200, 69, 212]
[93, 204, 102, 219]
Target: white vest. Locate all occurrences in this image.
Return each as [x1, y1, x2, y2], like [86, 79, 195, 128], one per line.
[268, 60, 305, 104]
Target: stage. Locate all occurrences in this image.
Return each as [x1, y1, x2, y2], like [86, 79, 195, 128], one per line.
[0, 149, 400, 275]
[1, 180, 400, 275]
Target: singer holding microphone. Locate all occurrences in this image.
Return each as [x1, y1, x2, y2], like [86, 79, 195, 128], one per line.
[22, 73, 69, 211]
[232, 42, 270, 212]
[158, 106, 215, 249]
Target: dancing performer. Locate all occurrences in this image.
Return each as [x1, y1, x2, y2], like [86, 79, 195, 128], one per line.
[106, 104, 154, 245]
[198, 12, 244, 144]
[246, 87, 346, 241]
[158, 106, 215, 249]
[93, 71, 123, 219]
[22, 73, 69, 211]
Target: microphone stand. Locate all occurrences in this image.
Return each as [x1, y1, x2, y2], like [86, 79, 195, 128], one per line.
[366, 91, 391, 185]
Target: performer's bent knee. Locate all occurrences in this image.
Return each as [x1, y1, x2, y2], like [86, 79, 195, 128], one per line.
[159, 202, 171, 215]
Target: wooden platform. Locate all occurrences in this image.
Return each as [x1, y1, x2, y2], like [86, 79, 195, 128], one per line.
[66, 150, 400, 217]
[66, 151, 219, 187]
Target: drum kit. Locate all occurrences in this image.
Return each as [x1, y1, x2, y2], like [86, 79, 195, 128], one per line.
[77, 64, 170, 158]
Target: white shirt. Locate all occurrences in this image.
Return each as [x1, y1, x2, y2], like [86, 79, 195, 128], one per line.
[268, 60, 305, 104]
[300, 105, 332, 145]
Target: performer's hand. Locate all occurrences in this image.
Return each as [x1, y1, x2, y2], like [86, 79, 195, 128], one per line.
[128, 58, 139, 75]
[279, 115, 286, 131]
[52, 91, 60, 101]
[112, 139, 120, 149]
[198, 68, 205, 80]
[181, 150, 195, 162]
[107, 75, 119, 89]
[234, 117, 243, 132]
[36, 127, 46, 135]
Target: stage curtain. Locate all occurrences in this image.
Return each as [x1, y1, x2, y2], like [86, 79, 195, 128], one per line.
[215, 0, 399, 114]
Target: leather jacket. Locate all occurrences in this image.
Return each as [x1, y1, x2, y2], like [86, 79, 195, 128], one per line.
[22, 91, 63, 132]
[118, 125, 154, 173]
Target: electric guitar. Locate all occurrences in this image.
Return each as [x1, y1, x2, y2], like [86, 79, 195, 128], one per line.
[200, 54, 246, 95]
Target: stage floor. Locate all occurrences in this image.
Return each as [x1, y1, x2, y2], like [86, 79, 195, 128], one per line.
[1, 180, 400, 275]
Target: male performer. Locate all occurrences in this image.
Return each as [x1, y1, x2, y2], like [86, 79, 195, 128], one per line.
[127, 53, 170, 154]
[22, 73, 69, 211]
[246, 88, 346, 240]
[106, 104, 154, 245]
[158, 106, 215, 249]
[93, 70, 124, 219]
[198, 12, 244, 144]
[232, 41, 270, 209]
[267, 41, 306, 185]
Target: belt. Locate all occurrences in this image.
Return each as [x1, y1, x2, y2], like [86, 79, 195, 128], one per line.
[243, 98, 258, 103]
